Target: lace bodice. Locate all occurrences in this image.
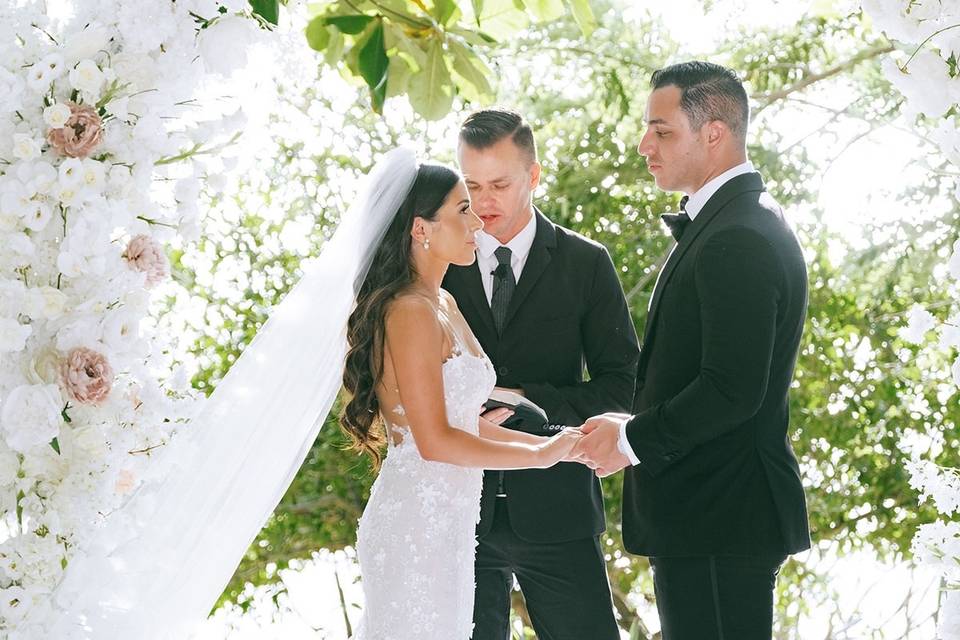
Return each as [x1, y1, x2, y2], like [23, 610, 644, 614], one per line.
[352, 327, 496, 640]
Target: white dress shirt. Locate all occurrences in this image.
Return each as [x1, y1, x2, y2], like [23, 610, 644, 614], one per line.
[617, 160, 757, 465]
[475, 211, 538, 304]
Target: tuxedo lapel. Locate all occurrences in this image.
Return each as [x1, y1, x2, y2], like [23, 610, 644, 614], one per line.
[503, 210, 556, 329]
[453, 260, 497, 337]
[640, 172, 766, 350]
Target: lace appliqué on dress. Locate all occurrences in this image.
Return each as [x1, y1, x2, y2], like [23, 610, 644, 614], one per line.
[352, 333, 495, 640]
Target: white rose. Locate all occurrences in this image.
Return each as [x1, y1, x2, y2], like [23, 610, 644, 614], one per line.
[0, 318, 31, 353]
[101, 308, 142, 356]
[68, 59, 105, 96]
[12, 133, 40, 160]
[20, 199, 53, 232]
[55, 183, 79, 207]
[940, 590, 960, 640]
[26, 286, 68, 320]
[0, 384, 63, 453]
[198, 15, 261, 77]
[80, 158, 106, 192]
[58, 157, 84, 187]
[43, 103, 71, 129]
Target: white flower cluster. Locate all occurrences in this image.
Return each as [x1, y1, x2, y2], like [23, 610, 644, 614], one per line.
[864, 5, 960, 634]
[861, 0, 960, 203]
[0, 0, 263, 633]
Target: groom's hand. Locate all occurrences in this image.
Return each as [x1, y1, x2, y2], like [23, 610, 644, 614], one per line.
[576, 415, 630, 478]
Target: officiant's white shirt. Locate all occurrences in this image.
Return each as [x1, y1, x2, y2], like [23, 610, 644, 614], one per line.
[475, 210, 538, 305]
[618, 160, 756, 465]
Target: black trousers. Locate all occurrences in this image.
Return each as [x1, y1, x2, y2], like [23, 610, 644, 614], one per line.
[472, 498, 620, 640]
[649, 553, 788, 640]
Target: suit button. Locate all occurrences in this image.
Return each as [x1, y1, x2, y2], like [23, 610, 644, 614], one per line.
[498, 366, 509, 376]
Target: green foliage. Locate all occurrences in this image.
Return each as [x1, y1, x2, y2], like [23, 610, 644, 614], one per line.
[303, 0, 595, 119]
[249, 0, 281, 25]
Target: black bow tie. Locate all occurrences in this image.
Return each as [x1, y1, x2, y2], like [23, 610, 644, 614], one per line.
[661, 196, 691, 241]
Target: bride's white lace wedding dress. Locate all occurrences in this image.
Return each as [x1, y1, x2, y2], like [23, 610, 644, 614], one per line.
[353, 330, 496, 640]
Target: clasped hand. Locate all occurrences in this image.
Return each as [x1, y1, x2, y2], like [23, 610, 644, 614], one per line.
[563, 412, 632, 478]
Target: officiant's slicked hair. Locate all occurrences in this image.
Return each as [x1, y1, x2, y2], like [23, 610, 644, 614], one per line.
[459, 108, 538, 165]
[651, 61, 750, 143]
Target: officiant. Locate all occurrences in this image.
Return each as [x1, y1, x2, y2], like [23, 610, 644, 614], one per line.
[442, 108, 640, 640]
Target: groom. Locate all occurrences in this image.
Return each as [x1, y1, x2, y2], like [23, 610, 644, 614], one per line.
[443, 108, 639, 639]
[575, 62, 811, 639]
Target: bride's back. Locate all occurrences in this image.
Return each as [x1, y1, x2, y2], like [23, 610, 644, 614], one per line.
[376, 289, 486, 448]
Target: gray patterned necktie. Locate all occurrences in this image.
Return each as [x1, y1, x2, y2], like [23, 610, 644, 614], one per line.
[490, 246, 515, 334]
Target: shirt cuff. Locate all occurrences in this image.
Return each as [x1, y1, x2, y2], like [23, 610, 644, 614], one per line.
[617, 417, 641, 466]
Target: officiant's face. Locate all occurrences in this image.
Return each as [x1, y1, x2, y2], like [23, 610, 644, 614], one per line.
[458, 137, 540, 244]
[638, 86, 707, 194]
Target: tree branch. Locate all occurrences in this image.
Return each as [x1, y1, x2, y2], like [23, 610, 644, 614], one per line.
[755, 43, 896, 112]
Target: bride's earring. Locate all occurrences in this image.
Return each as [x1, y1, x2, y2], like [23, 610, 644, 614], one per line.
[423, 238, 430, 250]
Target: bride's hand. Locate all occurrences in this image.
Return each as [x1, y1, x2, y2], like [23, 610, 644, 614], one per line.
[537, 428, 583, 468]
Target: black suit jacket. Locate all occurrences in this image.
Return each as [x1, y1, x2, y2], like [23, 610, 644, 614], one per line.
[623, 172, 811, 557]
[443, 209, 639, 543]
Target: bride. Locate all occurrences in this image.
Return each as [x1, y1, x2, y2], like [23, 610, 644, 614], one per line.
[37, 147, 580, 640]
[341, 160, 581, 638]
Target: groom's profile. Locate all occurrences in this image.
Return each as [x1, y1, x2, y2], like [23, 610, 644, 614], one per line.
[442, 108, 639, 639]
[576, 61, 811, 639]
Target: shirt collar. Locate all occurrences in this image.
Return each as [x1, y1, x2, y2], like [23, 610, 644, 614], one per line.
[684, 161, 755, 220]
[476, 210, 538, 260]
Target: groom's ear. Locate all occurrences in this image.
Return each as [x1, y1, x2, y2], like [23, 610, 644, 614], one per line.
[704, 120, 726, 149]
[528, 162, 542, 191]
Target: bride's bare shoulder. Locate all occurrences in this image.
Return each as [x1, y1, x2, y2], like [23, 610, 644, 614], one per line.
[385, 292, 438, 328]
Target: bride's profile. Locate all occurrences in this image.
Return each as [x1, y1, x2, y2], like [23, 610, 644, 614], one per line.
[340, 158, 581, 638]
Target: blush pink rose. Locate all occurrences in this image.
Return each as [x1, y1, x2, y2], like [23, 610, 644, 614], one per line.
[61, 347, 113, 406]
[46, 102, 104, 158]
[122, 234, 169, 288]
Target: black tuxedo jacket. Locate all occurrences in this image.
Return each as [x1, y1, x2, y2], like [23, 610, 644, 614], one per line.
[443, 210, 639, 543]
[623, 172, 811, 557]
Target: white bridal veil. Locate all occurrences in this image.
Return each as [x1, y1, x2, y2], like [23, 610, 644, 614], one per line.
[38, 147, 419, 639]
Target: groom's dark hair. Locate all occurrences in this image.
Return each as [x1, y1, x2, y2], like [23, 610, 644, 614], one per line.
[459, 108, 538, 165]
[650, 61, 749, 143]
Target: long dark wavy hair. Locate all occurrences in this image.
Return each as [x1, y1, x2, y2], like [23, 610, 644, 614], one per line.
[340, 163, 461, 467]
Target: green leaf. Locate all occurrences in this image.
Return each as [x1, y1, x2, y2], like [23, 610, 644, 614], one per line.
[471, 0, 485, 26]
[565, 0, 596, 37]
[521, 0, 565, 22]
[325, 29, 345, 66]
[50, 437, 60, 455]
[386, 56, 414, 99]
[448, 38, 494, 101]
[386, 23, 428, 69]
[249, 0, 280, 26]
[305, 16, 332, 51]
[61, 402, 72, 423]
[325, 15, 375, 35]
[476, 0, 530, 38]
[408, 39, 453, 121]
[432, 0, 460, 25]
[358, 21, 389, 113]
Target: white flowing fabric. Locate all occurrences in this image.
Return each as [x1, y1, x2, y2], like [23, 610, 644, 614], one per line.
[38, 148, 419, 639]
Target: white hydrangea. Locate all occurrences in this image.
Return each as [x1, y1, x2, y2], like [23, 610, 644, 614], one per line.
[0, 384, 63, 454]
